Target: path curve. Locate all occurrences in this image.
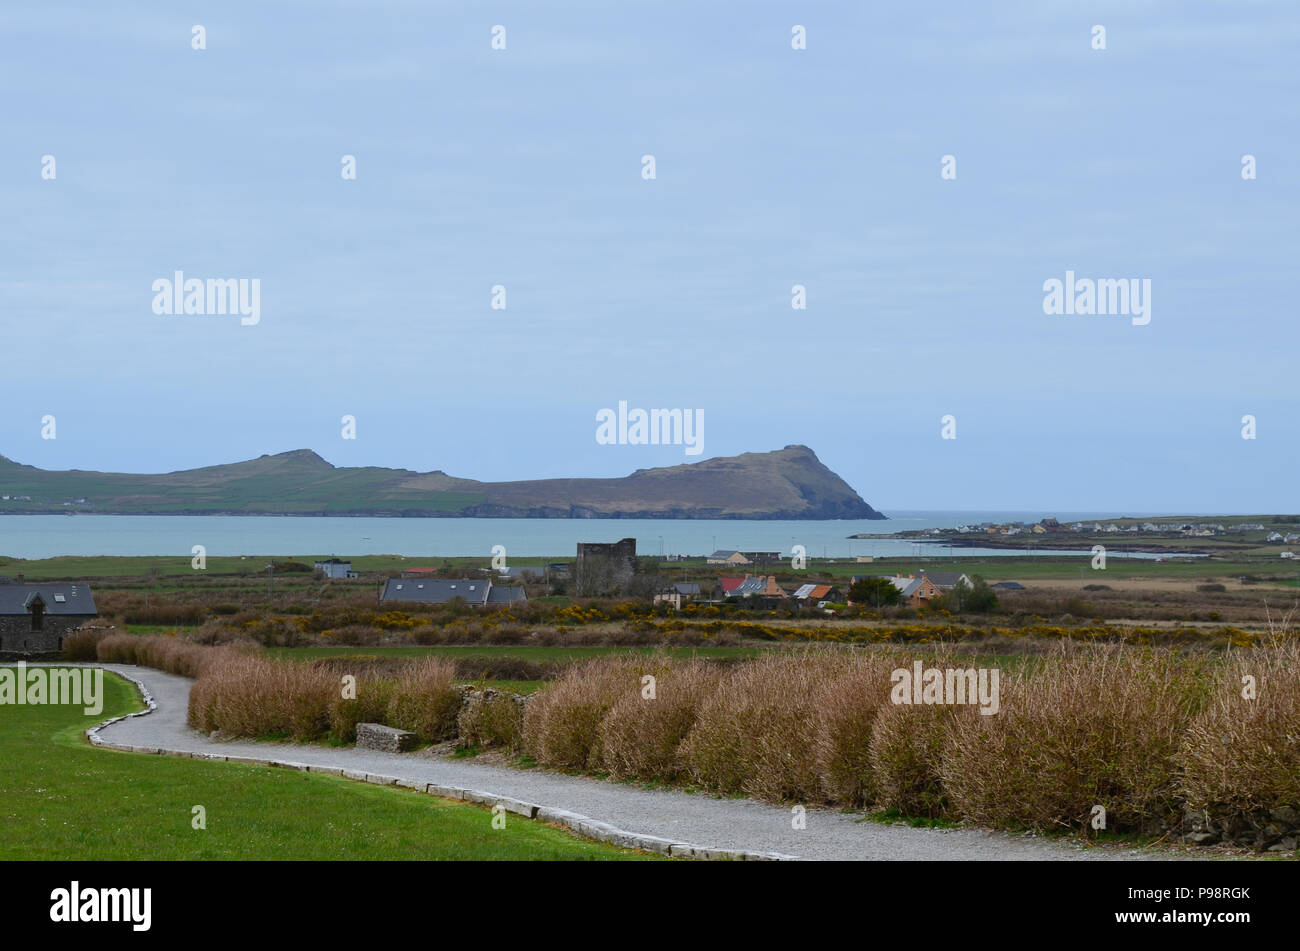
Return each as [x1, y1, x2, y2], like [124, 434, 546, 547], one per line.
[76, 663, 1177, 861]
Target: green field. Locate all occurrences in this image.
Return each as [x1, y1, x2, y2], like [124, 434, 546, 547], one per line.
[0, 669, 660, 860]
[5, 548, 1296, 584]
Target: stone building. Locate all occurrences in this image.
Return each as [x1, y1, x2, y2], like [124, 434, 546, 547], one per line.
[0, 583, 98, 656]
[574, 538, 637, 597]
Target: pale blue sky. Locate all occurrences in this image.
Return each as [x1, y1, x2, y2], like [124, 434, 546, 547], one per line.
[2, 1, 1296, 513]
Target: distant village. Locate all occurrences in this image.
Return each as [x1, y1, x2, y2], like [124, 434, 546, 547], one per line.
[939, 517, 1293, 539]
[359, 538, 1003, 615]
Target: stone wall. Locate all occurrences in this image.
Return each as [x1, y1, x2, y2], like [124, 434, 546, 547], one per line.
[574, 537, 637, 597]
[356, 723, 419, 752]
[0, 615, 90, 655]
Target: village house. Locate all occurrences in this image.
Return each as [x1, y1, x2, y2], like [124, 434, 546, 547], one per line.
[791, 583, 843, 607]
[0, 583, 98, 656]
[653, 582, 702, 610]
[851, 570, 972, 608]
[725, 575, 789, 607]
[380, 578, 526, 607]
[314, 558, 358, 579]
[715, 576, 747, 598]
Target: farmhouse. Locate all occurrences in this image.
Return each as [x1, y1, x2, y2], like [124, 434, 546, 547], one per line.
[707, 550, 751, 566]
[380, 578, 526, 607]
[314, 558, 358, 579]
[0, 583, 97, 656]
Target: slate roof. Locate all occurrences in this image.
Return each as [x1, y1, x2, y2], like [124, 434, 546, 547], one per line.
[0, 583, 97, 616]
[729, 576, 787, 598]
[486, 584, 528, 604]
[918, 571, 971, 589]
[381, 579, 490, 605]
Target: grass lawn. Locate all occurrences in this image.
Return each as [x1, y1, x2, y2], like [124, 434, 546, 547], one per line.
[0, 668, 661, 860]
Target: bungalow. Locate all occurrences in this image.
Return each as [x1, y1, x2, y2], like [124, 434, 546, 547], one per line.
[791, 583, 843, 607]
[918, 570, 973, 592]
[654, 582, 702, 610]
[380, 578, 525, 607]
[0, 583, 98, 655]
[851, 572, 952, 608]
[726, 575, 789, 606]
[716, 576, 746, 598]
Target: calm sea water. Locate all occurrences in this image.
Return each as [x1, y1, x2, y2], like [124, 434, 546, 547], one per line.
[0, 511, 1194, 560]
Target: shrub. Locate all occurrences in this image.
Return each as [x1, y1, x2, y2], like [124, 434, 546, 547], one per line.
[523, 658, 641, 770]
[814, 653, 899, 806]
[599, 659, 721, 782]
[457, 690, 527, 752]
[942, 644, 1206, 832]
[870, 702, 955, 819]
[61, 626, 109, 662]
[679, 652, 827, 802]
[188, 654, 334, 741]
[328, 677, 394, 743]
[384, 658, 461, 743]
[1180, 643, 1300, 823]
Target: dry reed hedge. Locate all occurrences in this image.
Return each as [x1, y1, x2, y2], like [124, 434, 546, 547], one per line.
[1180, 642, 1300, 821]
[97, 633, 233, 678]
[814, 652, 907, 806]
[457, 691, 527, 752]
[188, 653, 336, 741]
[384, 658, 461, 742]
[328, 676, 395, 743]
[522, 658, 643, 770]
[61, 626, 109, 662]
[93, 632, 1300, 834]
[678, 652, 832, 802]
[870, 702, 957, 819]
[942, 644, 1208, 832]
[598, 659, 722, 782]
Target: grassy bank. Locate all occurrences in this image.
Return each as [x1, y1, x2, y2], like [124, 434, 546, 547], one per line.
[0, 667, 658, 860]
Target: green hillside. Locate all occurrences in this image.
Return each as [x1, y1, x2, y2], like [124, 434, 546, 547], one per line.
[0, 445, 882, 520]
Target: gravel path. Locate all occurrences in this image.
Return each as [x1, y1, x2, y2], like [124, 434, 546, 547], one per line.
[80, 663, 1176, 861]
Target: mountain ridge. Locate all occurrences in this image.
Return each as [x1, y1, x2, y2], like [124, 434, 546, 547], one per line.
[0, 445, 884, 520]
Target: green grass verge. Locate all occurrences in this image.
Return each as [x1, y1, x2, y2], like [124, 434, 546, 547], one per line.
[0, 668, 661, 860]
